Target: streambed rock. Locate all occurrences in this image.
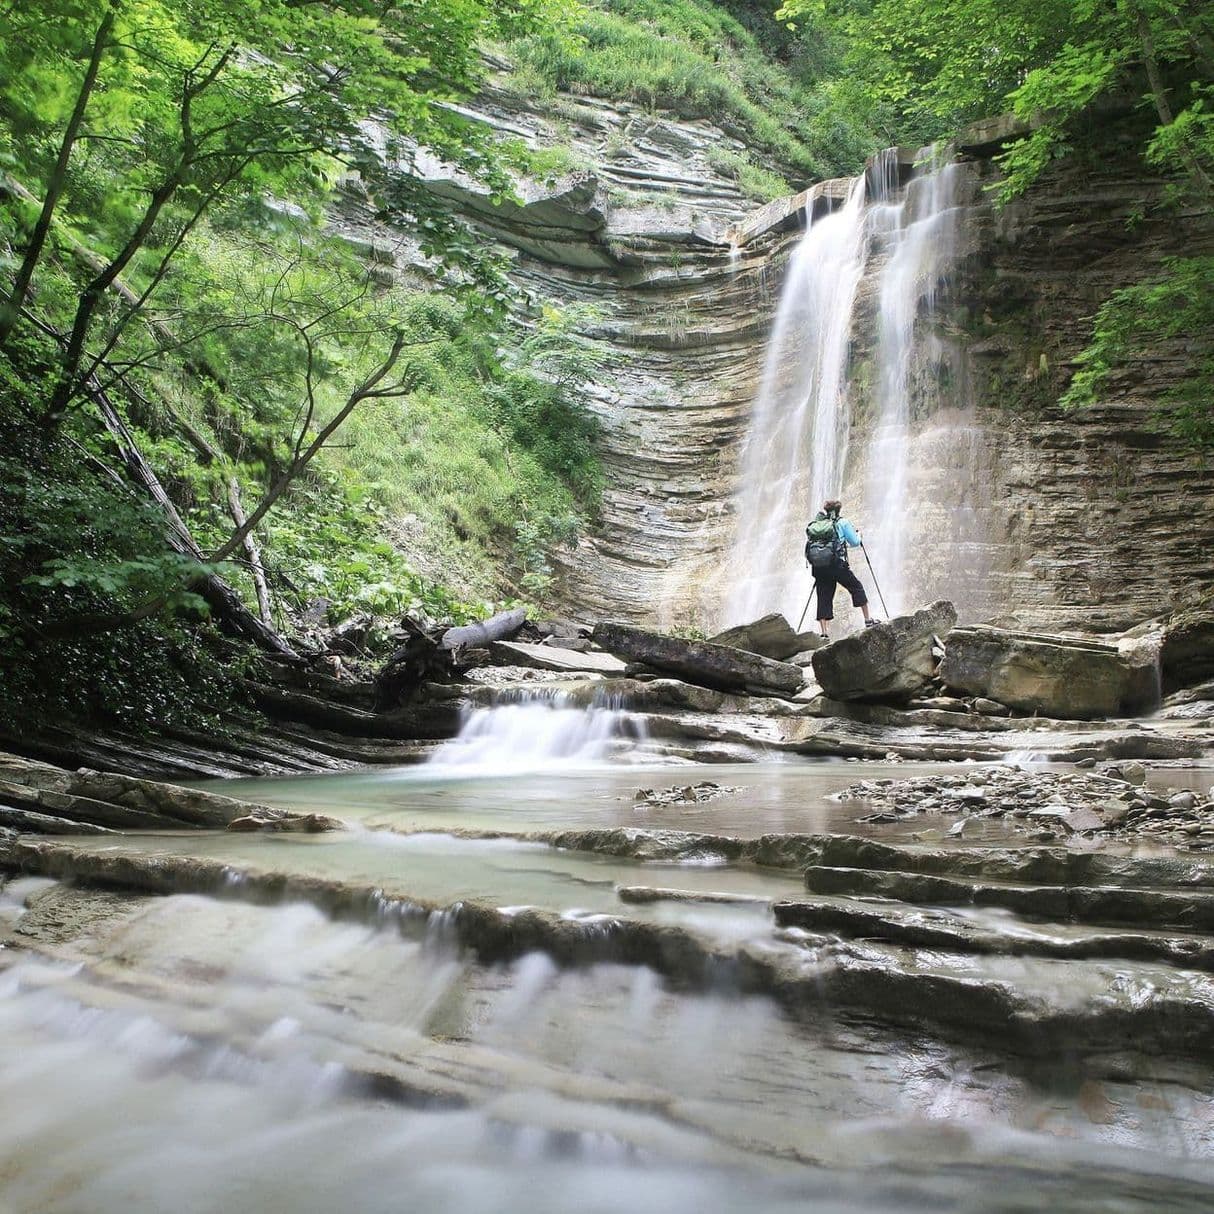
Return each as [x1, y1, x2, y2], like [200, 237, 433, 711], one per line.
[487, 640, 627, 675]
[939, 625, 1159, 719]
[708, 614, 823, 661]
[592, 621, 804, 695]
[810, 601, 956, 703]
[0, 752, 272, 829]
[0, 751, 347, 834]
[834, 765, 1214, 849]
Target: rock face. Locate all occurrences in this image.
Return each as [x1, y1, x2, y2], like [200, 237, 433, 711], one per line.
[707, 613, 820, 660]
[810, 601, 956, 703]
[592, 621, 804, 695]
[1161, 597, 1214, 693]
[333, 76, 804, 626]
[0, 752, 283, 830]
[349, 76, 1213, 634]
[876, 110, 1214, 631]
[940, 625, 1159, 719]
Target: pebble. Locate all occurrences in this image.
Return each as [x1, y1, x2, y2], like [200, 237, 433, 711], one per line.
[834, 762, 1214, 849]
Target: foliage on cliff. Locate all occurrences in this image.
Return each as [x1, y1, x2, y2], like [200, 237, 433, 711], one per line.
[774, 0, 1212, 192]
[775, 0, 1213, 442]
[501, 0, 886, 180]
[1060, 255, 1214, 448]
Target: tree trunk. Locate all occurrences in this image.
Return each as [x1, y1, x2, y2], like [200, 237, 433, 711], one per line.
[43, 175, 183, 427]
[0, 6, 115, 350]
[90, 386, 299, 659]
[156, 396, 276, 628]
[209, 330, 409, 562]
[1138, 9, 1214, 196]
[440, 608, 528, 651]
[225, 473, 274, 626]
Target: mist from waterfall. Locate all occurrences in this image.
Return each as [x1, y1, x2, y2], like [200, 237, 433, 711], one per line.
[722, 177, 868, 627]
[720, 149, 964, 629]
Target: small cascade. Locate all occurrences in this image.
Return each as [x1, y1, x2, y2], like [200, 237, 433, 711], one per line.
[426, 693, 648, 774]
[723, 177, 868, 627]
[720, 148, 968, 629]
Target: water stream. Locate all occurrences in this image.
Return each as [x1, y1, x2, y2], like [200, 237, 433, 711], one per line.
[3, 754, 1214, 1213]
[427, 695, 650, 775]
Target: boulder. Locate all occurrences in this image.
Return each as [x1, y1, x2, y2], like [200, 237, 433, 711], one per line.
[1161, 597, 1214, 693]
[940, 626, 1160, 719]
[810, 601, 956, 703]
[591, 622, 804, 695]
[708, 613, 823, 660]
[487, 640, 627, 675]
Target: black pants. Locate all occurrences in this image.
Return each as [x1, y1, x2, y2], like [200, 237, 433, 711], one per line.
[813, 560, 867, 621]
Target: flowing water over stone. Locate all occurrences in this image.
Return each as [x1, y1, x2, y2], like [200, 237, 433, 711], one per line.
[859, 151, 965, 615]
[3, 754, 1214, 1211]
[427, 694, 651, 775]
[724, 177, 868, 627]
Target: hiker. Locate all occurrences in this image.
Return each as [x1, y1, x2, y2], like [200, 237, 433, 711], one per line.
[804, 499, 877, 638]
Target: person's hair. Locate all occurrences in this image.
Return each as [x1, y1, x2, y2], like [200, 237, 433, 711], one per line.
[823, 499, 842, 516]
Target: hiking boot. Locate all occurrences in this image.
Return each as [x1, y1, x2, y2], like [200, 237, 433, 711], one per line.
[865, 619, 881, 628]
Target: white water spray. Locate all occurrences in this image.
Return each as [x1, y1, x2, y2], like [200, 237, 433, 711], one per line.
[861, 152, 963, 615]
[426, 694, 648, 775]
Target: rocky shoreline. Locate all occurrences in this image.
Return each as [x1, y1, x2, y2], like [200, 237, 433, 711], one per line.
[837, 763, 1214, 849]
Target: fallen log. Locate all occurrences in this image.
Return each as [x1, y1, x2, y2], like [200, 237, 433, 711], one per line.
[591, 622, 804, 695]
[440, 608, 527, 652]
[374, 617, 457, 710]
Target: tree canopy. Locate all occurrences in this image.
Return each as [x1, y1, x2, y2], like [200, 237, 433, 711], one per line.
[777, 0, 1213, 200]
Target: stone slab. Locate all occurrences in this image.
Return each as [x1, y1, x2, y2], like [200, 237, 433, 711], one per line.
[708, 613, 822, 661]
[940, 625, 1159, 719]
[488, 640, 628, 675]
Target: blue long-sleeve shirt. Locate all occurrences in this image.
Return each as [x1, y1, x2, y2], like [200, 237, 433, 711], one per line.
[837, 519, 861, 547]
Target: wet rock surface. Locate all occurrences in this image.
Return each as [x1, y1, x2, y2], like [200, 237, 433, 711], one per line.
[707, 613, 822, 661]
[1162, 597, 1214, 694]
[593, 620, 805, 695]
[0, 752, 344, 834]
[630, 781, 740, 809]
[811, 601, 956, 703]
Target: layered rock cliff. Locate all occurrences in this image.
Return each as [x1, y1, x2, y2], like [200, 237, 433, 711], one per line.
[363, 77, 1213, 635]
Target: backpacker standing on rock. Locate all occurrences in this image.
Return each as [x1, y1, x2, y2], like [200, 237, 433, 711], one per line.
[804, 499, 877, 639]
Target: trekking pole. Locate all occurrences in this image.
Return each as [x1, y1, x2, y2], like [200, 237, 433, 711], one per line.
[860, 543, 890, 618]
[796, 591, 813, 632]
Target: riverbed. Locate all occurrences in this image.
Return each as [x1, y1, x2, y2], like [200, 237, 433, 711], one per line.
[2, 749, 1213, 1212]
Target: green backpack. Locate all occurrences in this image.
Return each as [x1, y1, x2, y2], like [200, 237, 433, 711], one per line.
[804, 514, 843, 571]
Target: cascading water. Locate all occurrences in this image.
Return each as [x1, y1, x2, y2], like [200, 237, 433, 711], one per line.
[426, 693, 648, 774]
[860, 151, 964, 616]
[720, 149, 965, 629]
[723, 177, 868, 627]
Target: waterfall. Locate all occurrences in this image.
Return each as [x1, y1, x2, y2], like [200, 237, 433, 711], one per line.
[722, 176, 868, 628]
[720, 149, 965, 629]
[426, 693, 648, 774]
[861, 152, 963, 616]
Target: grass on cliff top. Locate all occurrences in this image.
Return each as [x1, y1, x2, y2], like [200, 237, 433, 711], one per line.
[499, 0, 883, 181]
